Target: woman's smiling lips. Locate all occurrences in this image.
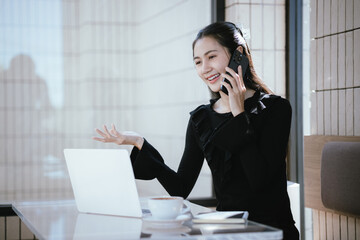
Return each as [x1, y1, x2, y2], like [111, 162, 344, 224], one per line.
[206, 73, 220, 84]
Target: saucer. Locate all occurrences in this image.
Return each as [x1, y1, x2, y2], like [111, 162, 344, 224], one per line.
[142, 225, 191, 235]
[142, 214, 191, 228]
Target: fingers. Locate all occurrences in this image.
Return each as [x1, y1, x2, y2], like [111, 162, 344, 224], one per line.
[94, 125, 113, 141]
[95, 128, 107, 137]
[224, 66, 238, 82]
[103, 125, 111, 137]
[92, 137, 106, 143]
[111, 124, 121, 137]
[237, 65, 246, 92]
[222, 67, 241, 94]
[93, 128, 110, 143]
[221, 79, 231, 94]
[93, 124, 122, 144]
[221, 69, 236, 91]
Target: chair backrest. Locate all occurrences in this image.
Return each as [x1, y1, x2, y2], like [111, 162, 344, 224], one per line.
[304, 135, 360, 217]
[321, 142, 360, 216]
[304, 136, 360, 240]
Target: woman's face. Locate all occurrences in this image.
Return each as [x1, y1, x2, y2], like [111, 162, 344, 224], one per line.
[193, 37, 231, 93]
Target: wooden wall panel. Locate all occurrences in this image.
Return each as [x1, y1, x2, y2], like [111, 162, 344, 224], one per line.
[308, 0, 360, 238]
[0, 215, 36, 240]
[348, 217, 356, 240]
[313, 209, 320, 240]
[340, 215, 348, 239]
[6, 216, 19, 240]
[20, 220, 35, 239]
[319, 211, 326, 240]
[356, 218, 360, 240]
[333, 213, 341, 240]
[314, 211, 360, 240]
[326, 212, 333, 240]
[0, 217, 5, 239]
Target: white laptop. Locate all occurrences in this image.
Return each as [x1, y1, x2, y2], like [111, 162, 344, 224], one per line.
[64, 148, 143, 218]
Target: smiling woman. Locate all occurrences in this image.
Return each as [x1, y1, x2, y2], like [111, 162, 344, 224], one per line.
[94, 22, 300, 240]
[191, 23, 273, 116]
[193, 38, 231, 92]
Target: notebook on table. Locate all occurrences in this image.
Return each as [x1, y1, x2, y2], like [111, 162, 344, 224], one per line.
[64, 148, 143, 218]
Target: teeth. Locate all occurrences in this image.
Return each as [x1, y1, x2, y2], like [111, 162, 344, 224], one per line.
[208, 74, 220, 81]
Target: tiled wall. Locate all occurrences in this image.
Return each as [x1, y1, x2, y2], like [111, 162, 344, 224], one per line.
[309, 0, 360, 239]
[225, 0, 287, 98]
[132, 0, 213, 198]
[0, 216, 35, 240]
[310, 0, 360, 136]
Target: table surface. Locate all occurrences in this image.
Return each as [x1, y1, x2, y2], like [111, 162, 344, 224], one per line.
[10, 199, 283, 240]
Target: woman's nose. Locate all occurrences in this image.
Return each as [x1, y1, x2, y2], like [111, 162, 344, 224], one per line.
[202, 60, 211, 74]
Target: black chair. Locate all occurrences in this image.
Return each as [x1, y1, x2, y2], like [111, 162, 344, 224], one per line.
[321, 142, 360, 216]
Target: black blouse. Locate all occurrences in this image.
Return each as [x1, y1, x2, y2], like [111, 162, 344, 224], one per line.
[130, 90, 295, 226]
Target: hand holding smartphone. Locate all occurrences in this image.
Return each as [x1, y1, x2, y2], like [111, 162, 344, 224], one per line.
[221, 49, 249, 95]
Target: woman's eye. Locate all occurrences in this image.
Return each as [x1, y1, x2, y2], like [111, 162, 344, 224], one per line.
[195, 61, 201, 65]
[209, 55, 216, 59]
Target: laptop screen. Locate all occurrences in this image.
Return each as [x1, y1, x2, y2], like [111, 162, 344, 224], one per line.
[64, 149, 142, 218]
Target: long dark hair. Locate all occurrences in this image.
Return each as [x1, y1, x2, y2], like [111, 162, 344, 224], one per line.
[192, 22, 272, 99]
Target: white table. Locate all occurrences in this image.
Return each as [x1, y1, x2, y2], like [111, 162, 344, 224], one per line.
[10, 199, 283, 240]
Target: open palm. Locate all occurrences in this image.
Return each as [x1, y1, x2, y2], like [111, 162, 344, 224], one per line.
[93, 124, 141, 146]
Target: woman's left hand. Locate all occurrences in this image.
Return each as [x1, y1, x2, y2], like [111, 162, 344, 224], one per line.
[221, 64, 247, 116]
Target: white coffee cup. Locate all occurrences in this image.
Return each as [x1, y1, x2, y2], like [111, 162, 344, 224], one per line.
[148, 196, 184, 220]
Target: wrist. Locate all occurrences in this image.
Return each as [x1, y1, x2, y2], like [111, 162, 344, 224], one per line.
[135, 137, 144, 150]
[232, 107, 245, 117]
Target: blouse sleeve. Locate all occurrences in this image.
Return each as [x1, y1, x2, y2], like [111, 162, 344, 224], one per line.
[130, 119, 205, 199]
[212, 98, 292, 190]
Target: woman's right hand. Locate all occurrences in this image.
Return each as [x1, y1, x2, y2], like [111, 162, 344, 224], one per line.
[92, 124, 144, 150]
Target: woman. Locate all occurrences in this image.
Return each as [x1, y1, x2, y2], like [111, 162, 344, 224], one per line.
[93, 22, 299, 239]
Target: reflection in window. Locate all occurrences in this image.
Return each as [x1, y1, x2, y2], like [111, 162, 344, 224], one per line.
[0, 0, 213, 202]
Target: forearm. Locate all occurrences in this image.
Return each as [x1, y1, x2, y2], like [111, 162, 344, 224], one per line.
[157, 122, 205, 198]
[130, 121, 204, 198]
[157, 167, 191, 198]
[130, 139, 165, 180]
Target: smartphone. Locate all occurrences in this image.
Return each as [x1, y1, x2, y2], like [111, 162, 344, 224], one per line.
[221, 49, 249, 95]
